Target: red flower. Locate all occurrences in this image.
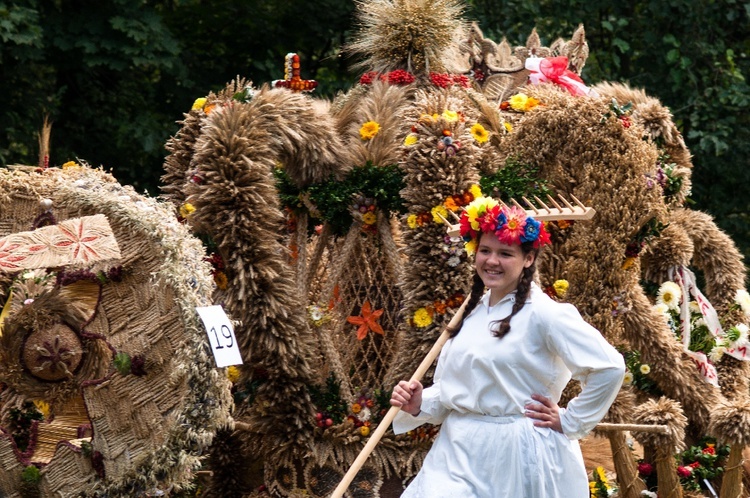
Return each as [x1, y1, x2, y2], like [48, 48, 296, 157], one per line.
[677, 466, 693, 478]
[702, 446, 716, 455]
[346, 301, 385, 340]
[637, 462, 654, 477]
[619, 115, 631, 128]
[429, 72, 453, 88]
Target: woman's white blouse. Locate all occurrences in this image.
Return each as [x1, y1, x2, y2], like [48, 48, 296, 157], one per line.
[393, 283, 625, 439]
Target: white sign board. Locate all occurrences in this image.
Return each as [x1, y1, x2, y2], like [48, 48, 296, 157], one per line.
[196, 305, 243, 367]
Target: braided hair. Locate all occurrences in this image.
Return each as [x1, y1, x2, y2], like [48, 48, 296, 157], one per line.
[448, 238, 539, 339]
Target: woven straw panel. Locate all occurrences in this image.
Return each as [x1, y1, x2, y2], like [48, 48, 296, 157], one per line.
[0, 166, 232, 497]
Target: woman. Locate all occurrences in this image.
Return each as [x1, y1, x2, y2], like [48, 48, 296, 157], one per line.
[391, 197, 625, 497]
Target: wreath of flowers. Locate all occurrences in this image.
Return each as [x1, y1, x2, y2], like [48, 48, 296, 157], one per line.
[458, 196, 552, 255]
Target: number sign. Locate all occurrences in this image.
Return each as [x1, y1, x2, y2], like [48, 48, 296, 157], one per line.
[196, 305, 243, 367]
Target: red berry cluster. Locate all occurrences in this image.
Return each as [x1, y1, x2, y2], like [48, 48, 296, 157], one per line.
[429, 72, 472, 88]
[315, 411, 335, 429]
[359, 70, 416, 86]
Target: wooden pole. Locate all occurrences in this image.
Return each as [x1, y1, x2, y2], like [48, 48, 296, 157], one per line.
[329, 296, 471, 498]
[719, 444, 744, 498]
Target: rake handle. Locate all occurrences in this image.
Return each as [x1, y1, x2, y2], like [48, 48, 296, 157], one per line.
[328, 296, 471, 498]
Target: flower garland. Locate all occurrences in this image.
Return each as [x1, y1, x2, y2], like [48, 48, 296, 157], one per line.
[275, 162, 406, 237]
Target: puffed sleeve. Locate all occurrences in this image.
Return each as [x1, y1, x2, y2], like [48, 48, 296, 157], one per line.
[392, 340, 452, 434]
[542, 303, 625, 440]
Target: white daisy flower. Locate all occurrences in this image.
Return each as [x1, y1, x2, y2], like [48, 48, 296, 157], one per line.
[622, 371, 634, 386]
[639, 364, 651, 375]
[689, 300, 701, 313]
[709, 346, 726, 363]
[657, 281, 682, 311]
[653, 303, 670, 316]
[735, 289, 750, 316]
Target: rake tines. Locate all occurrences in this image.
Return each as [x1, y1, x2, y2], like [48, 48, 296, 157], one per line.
[439, 193, 595, 238]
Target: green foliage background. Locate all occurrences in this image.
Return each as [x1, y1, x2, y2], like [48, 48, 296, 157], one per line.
[2, 0, 749, 270]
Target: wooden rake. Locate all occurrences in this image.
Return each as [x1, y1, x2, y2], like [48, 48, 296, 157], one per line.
[329, 193, 594, 498]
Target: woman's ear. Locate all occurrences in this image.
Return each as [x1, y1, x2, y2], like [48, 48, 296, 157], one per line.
[523, 251, 536, 269]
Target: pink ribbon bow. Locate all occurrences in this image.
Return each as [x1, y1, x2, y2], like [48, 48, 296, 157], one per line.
[526, 56, 596, 97]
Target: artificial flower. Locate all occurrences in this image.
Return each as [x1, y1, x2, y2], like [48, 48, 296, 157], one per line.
[503, 121, 513, 133]
[179, 203, 196, 218]
[347, 301, 385, 340]
[442, 110, 459, 122]
[359, 121, 381, 140]
[736, 289, 750, 316]
[362, 211, 377, 225]
[509, 93, 540, 112]
[191, 97, 207, 110]
[413, 307, 433, 328]
[657, 281, 682, 311]
[639, 364, 651, 375]
[431, 204, 449, 224]
[470, 123, 489, 143]
[360, 426, 371, 437]
[689, 300, 701, 313]
[214, 271, 228, 290]
[469, 184, 483, 200]
[404, 134, 419, 146]
[709, 345, 726, 363]
[447, 255, 461, 267]
[637, 462, 654, 477]
[464, 238, 477, 256]
[226, 366, 240, 383]
[621, 257, 636, 270]
[653, 302, 670, 315]
[33, 400, 50, 419]
[622, 371, 633, 386]
[61, 161, 80, 170]
[444, 196, 459, 212]
[641, 491, 657, 498]
[677, 466, 693, 478]
[553, 279, 569, 298]
[727, 323, 749, 346]
[496, 206, 527, 245]
[407, 214, 419, 229]
[351, 403, 362, 414]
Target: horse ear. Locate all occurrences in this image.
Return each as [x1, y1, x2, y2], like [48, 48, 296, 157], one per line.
[57, 280, 101, 325]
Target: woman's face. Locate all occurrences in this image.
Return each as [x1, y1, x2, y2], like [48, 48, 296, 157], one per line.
[475, 233, 535, 301]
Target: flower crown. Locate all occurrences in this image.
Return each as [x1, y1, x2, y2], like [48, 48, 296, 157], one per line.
[459, 196, 551, 255]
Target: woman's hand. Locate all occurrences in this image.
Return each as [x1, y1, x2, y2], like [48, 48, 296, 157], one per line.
[524, 393, 563, 433]
[390, 380, 423, 416]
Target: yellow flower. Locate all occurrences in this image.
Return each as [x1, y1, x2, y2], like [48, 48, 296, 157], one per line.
[431, 204, 448, 224]
[509, 93, 540, 112]
[413, 308, 433, 328]
[470, 123, 489, 143]
[404, 134, 418, 146]
[442, 110, 458, 122]
[640, 364, 651, 375]
[464, 238, 477, 255]
[352, 403, 362, 414]
[469, 184, 483, 200]
[407, 214, 419, 229]
[360, 426, 371, 437]
[179, 203, 196, 218]
[359, 121, 380, 140]
[214, 271, 229, 290]
[33, 400, 50, 419]
[61, 161, 80, 170]
[596, 466, 608, 483]
[362, 211, 377, 225]
[503, 121, 513, 133]
[553, 279, 569, 298]
[226, 366, 240, 383]
[191, 97, 207, 110]
[621, 257, 636, 270]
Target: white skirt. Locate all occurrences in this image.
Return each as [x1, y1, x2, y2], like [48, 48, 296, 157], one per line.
[402, 411, 589, 498]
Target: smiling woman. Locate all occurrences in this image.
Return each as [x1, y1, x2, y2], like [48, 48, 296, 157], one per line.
[390, 197, 625, 498]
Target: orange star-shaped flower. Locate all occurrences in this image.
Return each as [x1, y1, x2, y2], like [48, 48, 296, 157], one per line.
[347, 301, 385, 340]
